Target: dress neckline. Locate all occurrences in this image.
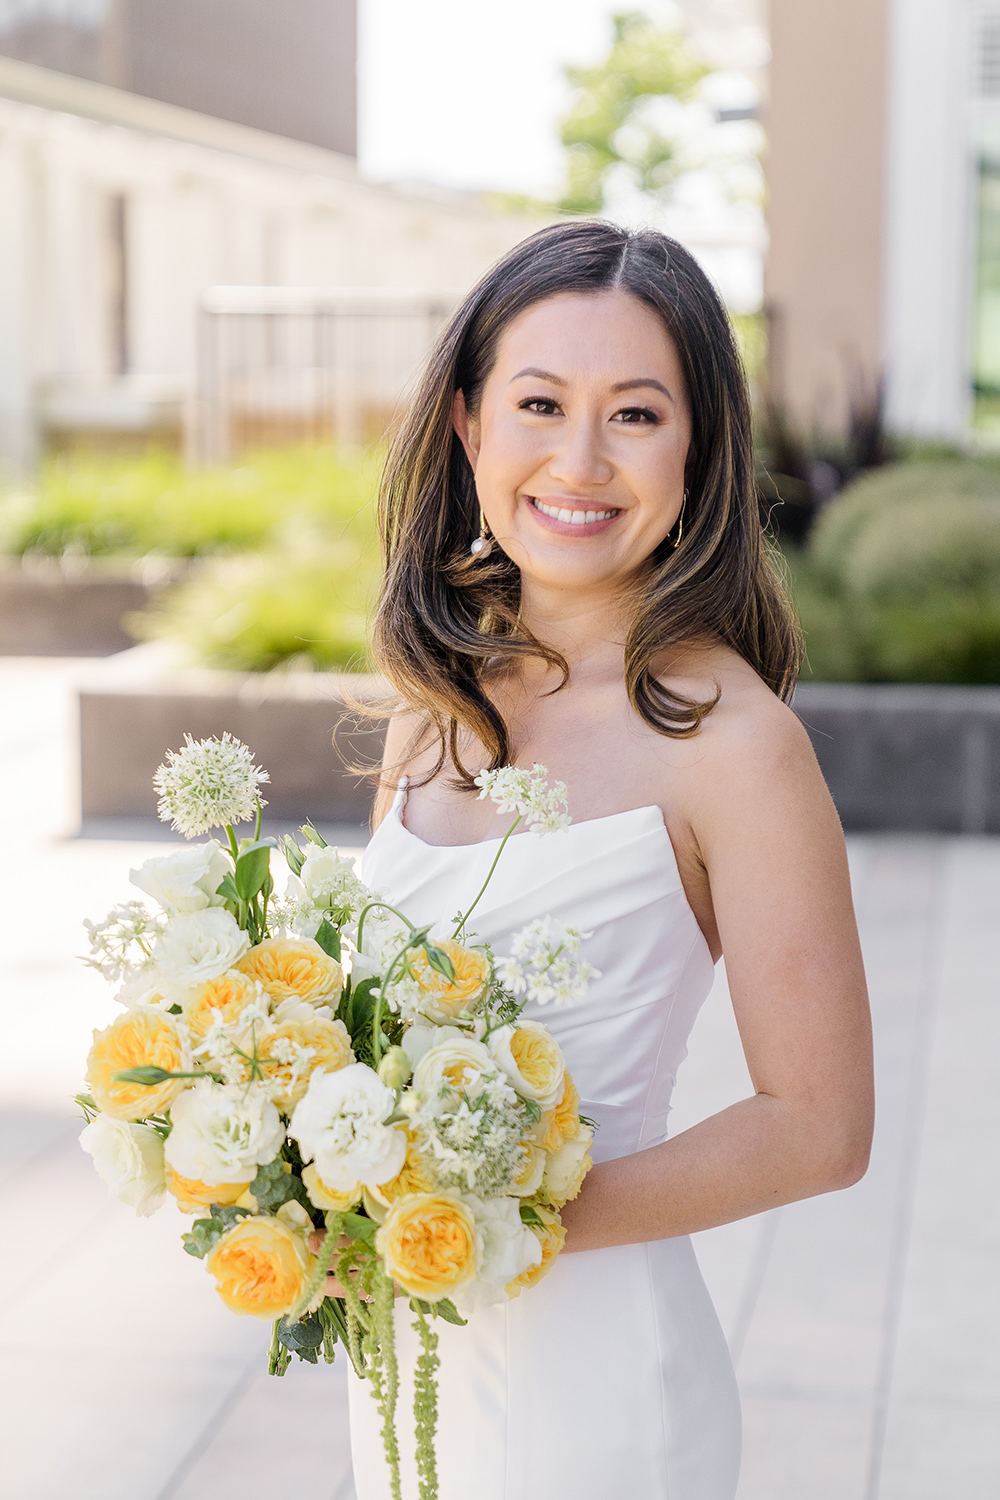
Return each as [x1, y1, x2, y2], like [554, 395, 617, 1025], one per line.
[391, 775, 667, 851]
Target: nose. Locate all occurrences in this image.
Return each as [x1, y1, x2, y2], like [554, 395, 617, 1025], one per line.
[547, 416, 614, 489]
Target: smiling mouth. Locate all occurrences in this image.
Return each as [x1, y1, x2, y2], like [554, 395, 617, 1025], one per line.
[529, 498, 620, 525]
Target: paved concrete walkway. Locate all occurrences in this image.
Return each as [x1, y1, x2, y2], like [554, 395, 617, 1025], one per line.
[1, 659, 997, 1499]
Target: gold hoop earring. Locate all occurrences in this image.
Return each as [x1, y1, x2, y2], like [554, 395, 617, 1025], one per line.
[672, 490, 688, 549]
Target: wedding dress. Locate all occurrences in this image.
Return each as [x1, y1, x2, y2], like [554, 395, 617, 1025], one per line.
[348, 779, 742, 1500]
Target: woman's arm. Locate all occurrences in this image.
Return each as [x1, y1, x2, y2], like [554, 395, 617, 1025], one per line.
[559, 701, 874, 1250]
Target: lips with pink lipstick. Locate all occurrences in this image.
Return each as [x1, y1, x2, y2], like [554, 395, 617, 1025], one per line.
[526, 496, 622, 534]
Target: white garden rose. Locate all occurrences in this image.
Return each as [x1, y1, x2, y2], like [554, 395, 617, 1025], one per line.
[413, 1035, 499, 1102]
[288, 1063, 406, 1192]
[285, 846, 372, 938]
[163, 1080, 284, 1187]
[150, 909, 250, 994]
[79, 1114, 167, 1216]
[130, 842, 230, 916]
[453, 1194, 542, 1310]
[541, 1122, 594, 1208]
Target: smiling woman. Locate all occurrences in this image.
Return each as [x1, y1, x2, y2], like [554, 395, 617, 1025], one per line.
[348, 221, 873, 1500]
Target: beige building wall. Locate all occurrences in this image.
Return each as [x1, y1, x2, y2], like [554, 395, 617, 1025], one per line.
[764, 0, 889, 433]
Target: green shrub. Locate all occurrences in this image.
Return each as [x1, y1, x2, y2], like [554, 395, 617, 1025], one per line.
[793, 458, 1000, 683]
[133, 535, 377, 673]
[0, 446, 380, 558]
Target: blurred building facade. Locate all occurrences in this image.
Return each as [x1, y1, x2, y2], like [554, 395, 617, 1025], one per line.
[0, 52, 542, 471]
[0, 0, 356, 155]
[765, 0, 997, 444]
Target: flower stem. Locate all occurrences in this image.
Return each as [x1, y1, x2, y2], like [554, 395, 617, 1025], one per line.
[451, 814, 522, 938]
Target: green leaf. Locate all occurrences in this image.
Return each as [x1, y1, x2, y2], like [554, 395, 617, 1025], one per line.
[421, 943, 456, 982]
[432, 1298, 467, 1326]
[343, 977, 379, 1040]
[234, 842, 272, 901]
[167, 1003, 182, 1016]
[277, 1310, 325, 1361]
[314, 919, 342, 961]
[181, 1203, 251, 1259]
[519, 1204, 545, 1227]
[249, 1158, 309, 1212]
[215, 873, 240, 902]
[113, 1065, 175, 1086]
[341, 1211, 377, 1245]
[282, 835, 305, 876]
[75, 1091, 99, 1124]
[301, 822, 327, 847]
[521, 1097, 541, 1123]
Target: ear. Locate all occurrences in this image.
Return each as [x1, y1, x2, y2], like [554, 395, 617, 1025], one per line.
[452, 389, 481, 471]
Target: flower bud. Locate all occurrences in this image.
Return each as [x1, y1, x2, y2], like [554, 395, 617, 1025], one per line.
[377, 1046, 412, 1090]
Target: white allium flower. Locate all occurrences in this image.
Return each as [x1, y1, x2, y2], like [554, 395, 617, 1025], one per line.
[83, 901, 164, 984]
[129, 842, 231, 916]
[473, 763, 570, 834]
[452, 1195, 542, 1311]
[288, 1063, 406, 1191]
[163, 1079, 284, 1186]
[79, 1114, 166, 1216]
[154, 733, 269, 837]
[149, 909, 250, 994]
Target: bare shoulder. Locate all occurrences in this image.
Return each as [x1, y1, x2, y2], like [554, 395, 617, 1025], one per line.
[372, 708, 436, 828]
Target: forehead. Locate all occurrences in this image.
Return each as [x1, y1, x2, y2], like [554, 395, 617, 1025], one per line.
[491, 289, 682, 384]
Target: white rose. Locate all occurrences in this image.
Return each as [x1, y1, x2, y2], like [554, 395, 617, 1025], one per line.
[130, 842, 231, 916]
[487, 1020, 565, 1110]
[288, 1063, 406, 1191]
[163, 1080, 284, 1186]
[150, 909, 250, 994]
[114, 970, 166, 1009]
[453, 1195, 541, 1311]
[401, 1022, 451, 1069]
[413, 1035, 498, 1101]
[80, 1114, 166, 1216]
[347, 910, 410, 985]
[300, 846, 362, 903]
[542, 1123, 594, 1208]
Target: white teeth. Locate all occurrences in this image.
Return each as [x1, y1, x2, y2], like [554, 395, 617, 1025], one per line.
[533, 499, 617, 525]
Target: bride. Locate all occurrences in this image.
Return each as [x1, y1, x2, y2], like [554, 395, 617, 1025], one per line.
[347, 220, 874, 1499]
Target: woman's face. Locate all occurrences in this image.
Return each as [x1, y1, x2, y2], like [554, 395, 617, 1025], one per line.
[454, 289, 691, 598]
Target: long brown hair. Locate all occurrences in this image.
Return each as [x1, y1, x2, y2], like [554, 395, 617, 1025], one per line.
[373, 219, 801, 786]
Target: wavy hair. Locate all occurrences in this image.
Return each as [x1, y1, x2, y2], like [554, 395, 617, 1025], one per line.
[372, 219, 801, 786]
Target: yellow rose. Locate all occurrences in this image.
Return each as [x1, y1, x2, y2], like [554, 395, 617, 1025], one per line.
[506, 1205, 566, 1297]
[543, 1070, 581, 1153]
[86, 1008, 189, 1121]
[236, 937, 343, 1008]
[541, 1123, 594, 1209]
[183, 969, 262, 1039]
[258, 1014, 354, 1110]
[206, 1210, 315, 1318]
[410, 939, 490, 1022]
[488, 1020, 565, 1111]
[375, 1191, 478, 1301]
[165, 1166, 248, 1215]
[366, 1131, 437, 1213]
[301, 1162, 361, 1212]
[512, 1142, 546, 1197]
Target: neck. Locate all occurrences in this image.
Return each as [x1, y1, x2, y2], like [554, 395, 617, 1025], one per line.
[516, 578, 633, 682]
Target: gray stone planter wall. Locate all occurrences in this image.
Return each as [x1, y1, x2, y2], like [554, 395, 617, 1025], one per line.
[794, 683, 1000, 833]
[0, 560, 187, 656]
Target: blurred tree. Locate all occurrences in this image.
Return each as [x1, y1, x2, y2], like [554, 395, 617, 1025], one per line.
[558, 11, 707, 215]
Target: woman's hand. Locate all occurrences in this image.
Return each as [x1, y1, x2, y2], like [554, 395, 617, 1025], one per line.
[308, 1228, 372, 1301]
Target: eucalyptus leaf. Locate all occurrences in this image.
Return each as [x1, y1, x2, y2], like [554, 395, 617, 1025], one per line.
[181, 1203, 251, 1259]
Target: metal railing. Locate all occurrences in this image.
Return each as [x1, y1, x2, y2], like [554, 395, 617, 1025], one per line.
[195, 285, 456, 461]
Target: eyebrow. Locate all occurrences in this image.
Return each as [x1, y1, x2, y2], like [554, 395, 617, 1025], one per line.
[509, 367, 675, 402]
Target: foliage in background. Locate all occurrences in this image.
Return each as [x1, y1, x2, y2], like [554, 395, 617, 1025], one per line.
[792, 459, 1000, 684]
[558, 12, 707, 215]
[0, 447, 380, 560]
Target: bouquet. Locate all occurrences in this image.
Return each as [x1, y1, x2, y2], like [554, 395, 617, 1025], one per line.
[77, 734, 597, 1500]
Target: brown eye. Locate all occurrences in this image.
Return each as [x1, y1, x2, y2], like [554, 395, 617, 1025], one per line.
[616, 406, 659, 424]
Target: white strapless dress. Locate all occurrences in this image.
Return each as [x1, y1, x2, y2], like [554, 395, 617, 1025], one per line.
[348, 781, 742, 1500]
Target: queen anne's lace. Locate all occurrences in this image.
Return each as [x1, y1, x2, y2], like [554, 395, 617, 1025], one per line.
[83, 901, 164, 983]
[495, 917, 601, 1005]
[473, 763, 570, 834]
[154, 732, 269, 837]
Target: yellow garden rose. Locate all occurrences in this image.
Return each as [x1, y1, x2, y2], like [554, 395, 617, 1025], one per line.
[258, 1013, 354, 1110]
[509, 1023, 564, 1105]
[512, 1142, 546, 1197]
[541, 1123, 594, 1209]
[86, 1008, 189, 1121]
[301, 1162, 361, 1212]
[375, 1191, 478, 1301]
[236, 937, 343, 1008]
[165, 1166, 247, 1215]
[543, 1069, 581, 1153]
[410, 939, 490, 1022]
[367, 1131, 437, 1212]
[506, 1205, 566, 1297]
[183, 969, 261, 1039]
[206, 1207, 315, 1318]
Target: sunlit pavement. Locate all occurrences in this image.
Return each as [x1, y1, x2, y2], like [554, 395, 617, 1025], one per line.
[1, 658, 998, 1500]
